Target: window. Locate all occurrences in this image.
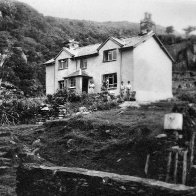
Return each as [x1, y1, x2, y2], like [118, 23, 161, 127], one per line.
[103, 73, 117, 88]
[70, 78, 76, 87]
[58, 80, 65, 90]
[58, 59, 68, 70]
[80, 59, 87, 69]
[103, 49, 117, 62]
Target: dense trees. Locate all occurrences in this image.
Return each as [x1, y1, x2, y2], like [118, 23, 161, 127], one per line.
[166, 26, 174, 34]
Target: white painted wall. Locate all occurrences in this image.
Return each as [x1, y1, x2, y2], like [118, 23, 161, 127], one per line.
[46, 64, 55, 95]
[121, 49, 134, 87]
[133, 37, 173, 102]
[55, 50, 76, 92]
[75, 40, 122, 95]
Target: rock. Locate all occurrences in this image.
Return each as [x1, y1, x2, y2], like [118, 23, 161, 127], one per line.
[9, 140, 16, 145]
[41, 106, 49, 111]
[79, 107, 87, 113]
[75, 112, 82, 116]
[32, 139, 41, 147]
[120, 185, 126, 190]
[82, 112, 90, 115]
[156, 134, 167, 139]
[119, 101, 140, 109]
[67, 139, 74, 148]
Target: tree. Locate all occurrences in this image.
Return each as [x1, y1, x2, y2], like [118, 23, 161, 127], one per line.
[183, 26, 196, 36]
[166, 26, 174, 34]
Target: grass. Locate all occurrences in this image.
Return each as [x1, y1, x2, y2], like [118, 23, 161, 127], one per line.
[7, 100, 180, 178]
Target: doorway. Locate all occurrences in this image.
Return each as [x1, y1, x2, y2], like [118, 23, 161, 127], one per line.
[82, 77, 88, 93]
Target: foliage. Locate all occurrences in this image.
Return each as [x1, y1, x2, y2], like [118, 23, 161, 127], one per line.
[46, 89, 119, 115]
[165, 26, 174, 34]
[183, 26, 196, 36]
[177, 91, 196, 103]
[0, 97, 42, 125]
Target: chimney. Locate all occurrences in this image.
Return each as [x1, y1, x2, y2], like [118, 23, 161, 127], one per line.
[140, 12, 155, 35]
[67, 39, 79, 49]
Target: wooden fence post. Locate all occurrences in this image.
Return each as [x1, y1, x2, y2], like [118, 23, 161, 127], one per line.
[174, 151, 179, 183]
[144, 154, 150, 176]
[190, 132, 196, 168]
[166, 151, 172, 182]
[182, 150, 188, 185]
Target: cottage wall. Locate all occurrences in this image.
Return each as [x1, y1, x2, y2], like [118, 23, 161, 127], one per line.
[121, 49, 134, 88]
[76, 40, 122, 95]
[55, 50, 76, 92]
[133, 37, 173, 102]
[45, 64, 55, 94]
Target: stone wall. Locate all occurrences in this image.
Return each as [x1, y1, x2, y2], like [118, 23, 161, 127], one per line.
[16, 164, 196, 196]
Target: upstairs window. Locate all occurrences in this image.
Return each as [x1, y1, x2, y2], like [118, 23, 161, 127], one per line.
[58, 80, 65, 90]
[80, 59, 87, 69]
[70, 78, 76, 87]
[103, 49, 117, 62]
[58, 59, 68, 70]
[103, 73, 117, 88]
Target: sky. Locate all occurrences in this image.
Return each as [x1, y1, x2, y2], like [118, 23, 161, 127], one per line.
[17, 0, 196, 33]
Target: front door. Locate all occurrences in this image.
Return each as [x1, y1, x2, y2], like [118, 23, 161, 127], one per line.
[82, 77, 88, 93]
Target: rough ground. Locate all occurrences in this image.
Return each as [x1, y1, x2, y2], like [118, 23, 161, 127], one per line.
[14, 100, 177, 176]
[0, 99, 194, 195]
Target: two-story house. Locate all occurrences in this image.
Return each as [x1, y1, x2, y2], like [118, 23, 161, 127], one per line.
[44, 31, 174, 102]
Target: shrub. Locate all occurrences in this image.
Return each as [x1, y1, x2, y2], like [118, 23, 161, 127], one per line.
[177, 93, 196, 103]
[0, 98, 42, 125]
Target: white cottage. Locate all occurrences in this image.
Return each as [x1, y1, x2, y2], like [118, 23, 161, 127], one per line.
[44, 31, 174, 102]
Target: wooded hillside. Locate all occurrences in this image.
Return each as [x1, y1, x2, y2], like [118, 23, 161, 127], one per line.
[0, 0, 191, 96]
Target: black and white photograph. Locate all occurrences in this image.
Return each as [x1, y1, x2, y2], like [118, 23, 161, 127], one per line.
[0, 0, 196, 195]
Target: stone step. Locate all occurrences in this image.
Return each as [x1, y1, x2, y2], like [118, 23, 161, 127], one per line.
[0, 137, 11, 143]
[0, 152, 7, 157]
[0, 166, 10, 174]
[0, 146, 10, 152]
[0, 158, 12, 166]
[0, 131, 11, 137]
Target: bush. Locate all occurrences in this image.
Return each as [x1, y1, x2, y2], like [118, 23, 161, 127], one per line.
[46, 89, 81, 105]
[0, 98, 42, 125]
[177, 92, 196, 103]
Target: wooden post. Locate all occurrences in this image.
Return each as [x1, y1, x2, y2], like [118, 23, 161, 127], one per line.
[182, 150, 188, 185]
[190, 132, 196, 168]
[144, 154, 150, 176]
[173, 151, 179, 183]
[166, 152, 172, 182]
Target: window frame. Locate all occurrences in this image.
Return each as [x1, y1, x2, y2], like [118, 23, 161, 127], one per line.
[70, 78, 76, 88]
[58, 80, 65, 90]
[58, 59, 68, 70]
[103, 73, 117, 89]
[103, 49, 117, 62]
[80, 59, 87, 69]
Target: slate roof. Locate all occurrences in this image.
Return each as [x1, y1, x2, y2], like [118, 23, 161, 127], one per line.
[43, 58, 55, 65]
[44, 31, 174, 64]
[62, 43, 101, 58]
[112, 31, 154, 48]
[64, 69, 92, 78]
